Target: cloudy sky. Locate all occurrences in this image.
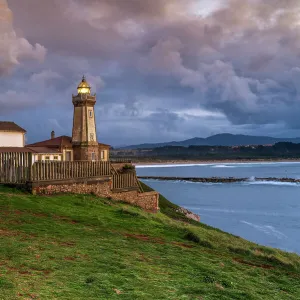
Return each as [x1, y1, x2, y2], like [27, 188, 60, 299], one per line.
[2, 0, 300, 146]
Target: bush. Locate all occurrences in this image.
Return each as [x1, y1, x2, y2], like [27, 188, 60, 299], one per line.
[85, 276, 96, 284]
[184, 230, 200, 243]
[122, 164, 135, 171]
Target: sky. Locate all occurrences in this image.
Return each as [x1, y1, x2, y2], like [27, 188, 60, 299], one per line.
[2, 0, 300, 146]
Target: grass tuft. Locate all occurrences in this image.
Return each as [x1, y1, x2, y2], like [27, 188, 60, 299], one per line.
[184, 229, 214, 249]
[117, 208, 141, 217]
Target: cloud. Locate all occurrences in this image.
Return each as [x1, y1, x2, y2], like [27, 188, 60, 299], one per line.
[30, 70, 62, 83]
[0, 90, 39, 114]
[0, 0, 46, 76]
[4, 0, 300, 145]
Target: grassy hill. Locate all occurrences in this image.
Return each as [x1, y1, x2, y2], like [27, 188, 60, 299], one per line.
[0, 185, 300, 299]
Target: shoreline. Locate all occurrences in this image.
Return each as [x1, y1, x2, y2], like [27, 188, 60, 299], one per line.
[138, 176, 300, 184]
[134, 158, 300, 166]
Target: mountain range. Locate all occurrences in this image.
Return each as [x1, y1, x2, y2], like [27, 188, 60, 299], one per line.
[118, 133, 300, 149]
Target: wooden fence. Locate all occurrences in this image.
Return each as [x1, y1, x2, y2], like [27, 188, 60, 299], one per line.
[0, 152, 32, 184]
[31, 161, 111, 181]
[112, 172, 139, 190]
[0, 152, 141, 192]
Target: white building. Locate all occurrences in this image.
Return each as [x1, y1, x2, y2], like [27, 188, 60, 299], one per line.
[0, 121, 26, 147]
[26, 146, 63, 162]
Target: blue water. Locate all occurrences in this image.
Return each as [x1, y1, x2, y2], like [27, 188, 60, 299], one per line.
[136, 161, 300, 179]
[136, 162, 300, 254]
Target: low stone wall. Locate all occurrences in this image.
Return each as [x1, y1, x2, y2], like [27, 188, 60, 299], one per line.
[112, 190, 159, 212]
[27, 177, 159, 213]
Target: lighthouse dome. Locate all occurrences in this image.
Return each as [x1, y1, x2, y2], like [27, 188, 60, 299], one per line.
[77, 76, 91, 94]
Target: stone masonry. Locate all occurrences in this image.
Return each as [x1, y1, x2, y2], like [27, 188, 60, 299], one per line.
[28, 177, 159, 213]
[73, 144, 99, 161]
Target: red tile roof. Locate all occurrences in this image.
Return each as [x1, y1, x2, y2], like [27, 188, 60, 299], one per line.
[27, 136, 110, 150]
[26, 147, 62, 154]
[98, 143, 111, 148]
[27, 136, 72, 148]
[0, 121, 26, 133]
[0, 147, 34, 153]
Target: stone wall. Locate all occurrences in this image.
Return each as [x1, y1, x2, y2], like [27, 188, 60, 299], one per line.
[73, 144, 99, 161]
[111, 190, 159, 212]
[28, 177, 159, 213]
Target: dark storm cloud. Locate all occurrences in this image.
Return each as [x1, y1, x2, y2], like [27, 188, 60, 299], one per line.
[3, 0, 300, 144]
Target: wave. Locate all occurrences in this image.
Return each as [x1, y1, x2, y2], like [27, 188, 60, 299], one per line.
[243, 180, 300, 187]
[135, 163, 212, 168]
[185, 207, 281, 217]
[241, 221, 287, 239]
[141, 179, 223, 186]
[211, 165, 236, 168]
[136, 161, 300, 169]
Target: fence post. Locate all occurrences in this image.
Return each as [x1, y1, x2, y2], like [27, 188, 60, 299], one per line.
[28, 153, 33, 181]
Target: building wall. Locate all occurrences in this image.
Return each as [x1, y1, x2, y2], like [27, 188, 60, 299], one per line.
[72, 106, 83, 143]
[0, 132, 24, 147]
[99, 149, 109, 161]
[72, 100, 97, 144]
[86, 106, 97, 142]
[73, 145, 99, 161]
[62, 149, 73, 161]
[33, 154, 63, 162]
[30, 179, 159, 213]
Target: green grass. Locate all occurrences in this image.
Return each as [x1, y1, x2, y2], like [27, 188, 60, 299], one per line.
[0, 185, 300, 299]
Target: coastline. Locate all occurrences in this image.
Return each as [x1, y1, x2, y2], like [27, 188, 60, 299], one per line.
[134, 158, 300, 166]
[139, 175, 300, 184]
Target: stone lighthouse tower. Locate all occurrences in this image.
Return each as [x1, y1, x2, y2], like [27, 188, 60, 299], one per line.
[72, 76, 99, 161]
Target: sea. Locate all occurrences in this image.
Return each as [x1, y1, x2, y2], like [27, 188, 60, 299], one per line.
[136, 162, 300, 254]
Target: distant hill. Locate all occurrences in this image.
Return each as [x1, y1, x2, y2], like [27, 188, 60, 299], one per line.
[119, 133, 300, 149]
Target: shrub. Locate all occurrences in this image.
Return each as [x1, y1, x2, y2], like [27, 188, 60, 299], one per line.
[85, 276, 96, 284]
[184, 230, 200, 243]
[122, 164, 135, 171]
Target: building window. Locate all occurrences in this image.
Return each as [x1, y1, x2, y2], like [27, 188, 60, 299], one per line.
[45, 156, 50, 160]
[91, 152, 96, 161]
[89, 110, 93, 118]
[100, 150, 105, 160]
[54, 156, 58, 160]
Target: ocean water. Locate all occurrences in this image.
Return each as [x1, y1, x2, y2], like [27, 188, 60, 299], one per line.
[136, 161, 300, 179]
[136, 162, 300, 254]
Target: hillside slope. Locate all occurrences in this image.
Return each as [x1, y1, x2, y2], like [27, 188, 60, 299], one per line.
[119, 133, 300, 149]
[0, 185, 300, 299]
